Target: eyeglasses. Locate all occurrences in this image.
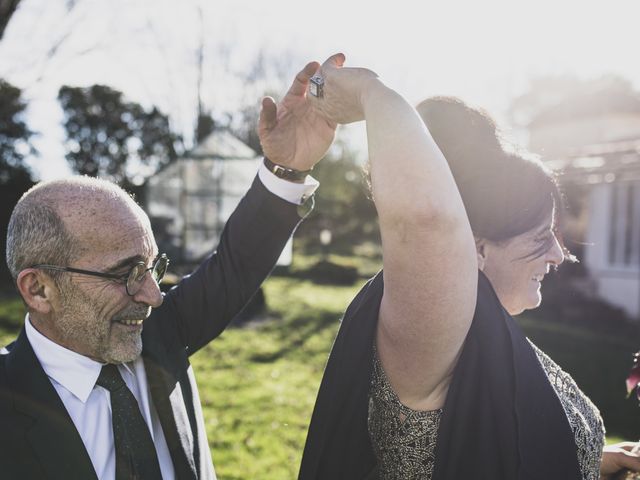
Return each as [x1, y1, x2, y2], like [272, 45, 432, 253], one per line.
[31, 254, 169, 296]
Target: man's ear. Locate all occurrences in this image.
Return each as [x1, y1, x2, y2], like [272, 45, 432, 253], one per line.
[16, 269, 55, 314]
[475, 237, 487, 271]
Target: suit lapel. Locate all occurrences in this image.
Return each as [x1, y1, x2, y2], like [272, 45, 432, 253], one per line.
[6, 329, 98, 480]
[143, 339, 197, 479]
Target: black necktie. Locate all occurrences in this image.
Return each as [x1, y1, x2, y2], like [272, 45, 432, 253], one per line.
[96, 364, 163, 480]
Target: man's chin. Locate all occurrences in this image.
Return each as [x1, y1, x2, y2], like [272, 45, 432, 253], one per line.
[104, 340, 143, 364]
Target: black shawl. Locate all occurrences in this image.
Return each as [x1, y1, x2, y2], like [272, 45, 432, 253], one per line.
[298, 271, 581, 480]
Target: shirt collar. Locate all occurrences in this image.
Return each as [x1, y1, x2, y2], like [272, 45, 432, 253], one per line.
[25, 314, 134, 403]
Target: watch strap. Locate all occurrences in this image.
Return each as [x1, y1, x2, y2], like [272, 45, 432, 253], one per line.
[263, 157, 313, 182]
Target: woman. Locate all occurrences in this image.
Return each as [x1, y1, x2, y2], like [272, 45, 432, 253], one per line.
[295, 54, 640, 480]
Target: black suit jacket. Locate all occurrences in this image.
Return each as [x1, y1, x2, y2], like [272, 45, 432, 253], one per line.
[0, 176, 307, 480]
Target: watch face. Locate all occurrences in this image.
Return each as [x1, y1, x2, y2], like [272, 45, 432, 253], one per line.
[273, 165, 290, 178]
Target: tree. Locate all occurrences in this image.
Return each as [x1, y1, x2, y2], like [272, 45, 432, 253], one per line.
[223, 49, 299, 154]
[294, 140, 380, 254]
[0, 78, 35, 285]
[195, 112, 216, 145]
[58, 84, 181, 193]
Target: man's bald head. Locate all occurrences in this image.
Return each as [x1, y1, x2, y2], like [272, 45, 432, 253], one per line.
[6, 176, 148, 282]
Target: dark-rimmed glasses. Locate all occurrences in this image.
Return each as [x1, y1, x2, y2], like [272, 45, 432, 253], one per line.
[31, 254, 169, 296]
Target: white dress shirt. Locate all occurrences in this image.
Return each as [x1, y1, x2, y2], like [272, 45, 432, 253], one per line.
[257, 161, 319, 204]
[26, 315, 176, 480]
[25, 168, 317, 479]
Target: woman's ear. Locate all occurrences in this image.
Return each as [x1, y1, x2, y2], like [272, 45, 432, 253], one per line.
[475, 237, 487, 271]
[16, 269, 55, 314]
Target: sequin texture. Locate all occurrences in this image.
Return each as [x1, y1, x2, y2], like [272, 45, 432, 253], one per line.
[367, 340, 604, 480]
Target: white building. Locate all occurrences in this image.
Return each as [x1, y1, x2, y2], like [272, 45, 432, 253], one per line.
[529, 96, 640, 318]
[146, 129, 292, 264]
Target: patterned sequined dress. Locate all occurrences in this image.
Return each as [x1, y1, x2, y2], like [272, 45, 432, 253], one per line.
[367, 340, 605, 480]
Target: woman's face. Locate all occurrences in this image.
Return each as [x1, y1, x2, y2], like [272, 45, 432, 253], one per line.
[478, 212, 564, 316]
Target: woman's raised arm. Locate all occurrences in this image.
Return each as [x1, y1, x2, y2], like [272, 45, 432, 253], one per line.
[315, 54, 478, 410]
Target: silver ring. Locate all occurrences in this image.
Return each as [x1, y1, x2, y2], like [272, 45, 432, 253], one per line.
[309, 75, 324, 98]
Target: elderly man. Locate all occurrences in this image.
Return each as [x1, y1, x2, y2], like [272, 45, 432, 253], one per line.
[0, 61, 334, 479]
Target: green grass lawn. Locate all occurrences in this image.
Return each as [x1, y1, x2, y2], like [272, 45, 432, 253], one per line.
[0, 294, 26, 346]
[1, 274, 640, 479]
[191, 277, 362, 479]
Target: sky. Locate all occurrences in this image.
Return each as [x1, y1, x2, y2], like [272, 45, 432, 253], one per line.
[1, 0, 640, 180]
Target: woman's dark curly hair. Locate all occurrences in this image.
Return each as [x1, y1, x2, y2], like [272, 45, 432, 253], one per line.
[416, 96, 572, 261]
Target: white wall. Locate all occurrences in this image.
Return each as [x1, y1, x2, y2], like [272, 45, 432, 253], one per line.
[584, 183, 640, 318]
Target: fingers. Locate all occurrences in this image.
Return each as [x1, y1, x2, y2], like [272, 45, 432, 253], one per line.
[620, 449, 640, 472]
[287, 61, 321, 97]
[258, 96, 277, 133]
[618, 442, 640, 452]
[322, 52, 346, 69]
[606, 443, 640, 473]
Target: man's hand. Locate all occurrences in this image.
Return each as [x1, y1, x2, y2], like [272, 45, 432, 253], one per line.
[600, 442, 640, 479]
[258, 61, 337, 172]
